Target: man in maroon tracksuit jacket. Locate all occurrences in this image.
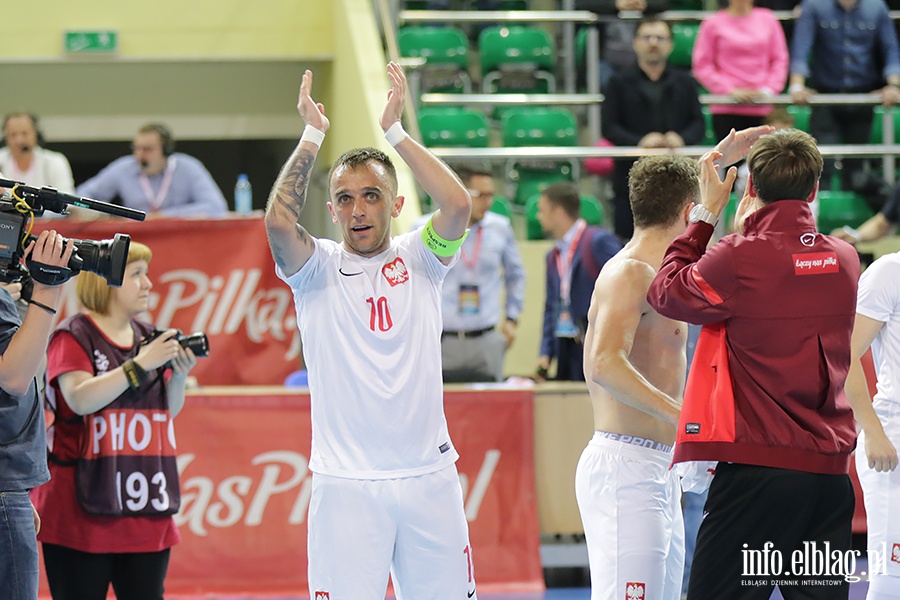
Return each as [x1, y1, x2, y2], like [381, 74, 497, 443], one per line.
[648, 129, 860, 598]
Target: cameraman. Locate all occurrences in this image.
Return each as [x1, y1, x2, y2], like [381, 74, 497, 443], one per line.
[0, 230, 73, 600]
[30, 241, 196, 600]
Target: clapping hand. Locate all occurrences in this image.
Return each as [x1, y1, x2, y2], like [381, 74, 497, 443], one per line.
[298, 70, 329, 133]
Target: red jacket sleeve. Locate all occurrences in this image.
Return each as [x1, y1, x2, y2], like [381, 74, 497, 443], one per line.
[647, 222, 738, 324]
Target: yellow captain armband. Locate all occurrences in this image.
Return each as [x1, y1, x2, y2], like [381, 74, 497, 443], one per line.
[421, 216, 469, 257]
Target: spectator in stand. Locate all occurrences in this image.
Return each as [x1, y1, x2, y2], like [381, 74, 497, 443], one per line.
[790, 0, 900, 196]
[77, 123, 228, 218]
[602, 17, 706, 240]
[692, 0, 789, 141]
[1, 112, 74, 193]
[577, 0, 670, 88]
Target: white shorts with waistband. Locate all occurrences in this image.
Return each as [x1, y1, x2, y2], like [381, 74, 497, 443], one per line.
[307, 463, 476, 600]
[575, 431, 684, 600]
[856, 399, 900, 598]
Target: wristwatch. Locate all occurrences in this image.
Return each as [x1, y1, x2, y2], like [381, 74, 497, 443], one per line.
[689, 204, 718, 226]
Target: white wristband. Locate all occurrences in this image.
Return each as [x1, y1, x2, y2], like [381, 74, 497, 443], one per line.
[789, 83, 805, 94]
[300, 125, 325, 148]
[384, 122, 408, 147]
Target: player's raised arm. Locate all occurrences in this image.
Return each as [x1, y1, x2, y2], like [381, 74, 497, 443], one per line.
[379, 62, 471, 262]
[265, 69, 331, 277]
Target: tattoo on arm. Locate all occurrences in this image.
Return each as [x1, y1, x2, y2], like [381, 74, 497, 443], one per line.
[266, 148, 317, 269]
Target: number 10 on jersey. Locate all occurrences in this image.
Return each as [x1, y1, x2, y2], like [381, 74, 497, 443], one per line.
[366, 296, 393, 332]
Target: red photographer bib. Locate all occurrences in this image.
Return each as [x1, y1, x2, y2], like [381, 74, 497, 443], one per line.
[47, 315, 181, 516]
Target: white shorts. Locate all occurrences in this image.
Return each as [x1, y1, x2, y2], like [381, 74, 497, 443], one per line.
[575, 432, 684, 600]
[307, 464, 476, 600]
[856, 399, 900, 598]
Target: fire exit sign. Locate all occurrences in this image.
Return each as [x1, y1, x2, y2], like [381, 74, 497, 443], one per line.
[64, 31, 118, 55]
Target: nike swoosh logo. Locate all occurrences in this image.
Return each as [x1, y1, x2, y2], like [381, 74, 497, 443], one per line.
[339, 268, 363, 277]
[468, 589, 476, 598]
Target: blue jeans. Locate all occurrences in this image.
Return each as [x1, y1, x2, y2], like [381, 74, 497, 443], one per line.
[0, 490, 39, 600]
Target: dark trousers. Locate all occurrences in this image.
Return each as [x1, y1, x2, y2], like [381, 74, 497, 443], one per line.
[687, 462, 854, 600]
[810, 103, 876, 191]
[711, 114, 765, 143]
[555, 337, 585, 381]
[42, 543, 170, 600]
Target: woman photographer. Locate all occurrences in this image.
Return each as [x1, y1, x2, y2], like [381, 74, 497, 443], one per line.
[31, 241, 196, 600]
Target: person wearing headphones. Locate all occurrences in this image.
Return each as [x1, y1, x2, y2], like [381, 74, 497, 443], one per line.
[0, 112, 75, 193]
[76, 123, 227, 218]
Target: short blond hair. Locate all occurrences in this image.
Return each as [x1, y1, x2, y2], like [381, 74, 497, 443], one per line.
[76, 241, 152, 315]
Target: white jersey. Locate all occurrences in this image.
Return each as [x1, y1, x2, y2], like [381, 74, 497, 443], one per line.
[857, 252, 900, 407]
[278, 231, 459, 479]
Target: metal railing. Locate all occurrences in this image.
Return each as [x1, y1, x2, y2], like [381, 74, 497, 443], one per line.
[397, 9, 602, 139]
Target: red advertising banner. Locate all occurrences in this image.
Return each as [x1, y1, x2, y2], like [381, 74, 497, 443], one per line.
[32, 218, 298, 386]
[39, 387, 541, 596]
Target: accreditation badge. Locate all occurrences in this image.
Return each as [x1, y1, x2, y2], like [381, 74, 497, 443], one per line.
[555, 302, 579, 338]
[458, 284, 481, 316]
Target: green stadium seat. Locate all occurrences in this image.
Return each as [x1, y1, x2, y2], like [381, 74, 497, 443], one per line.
[669, 22, 699, 69]
[701, 107, 718, 146]
[816, 190, 875, 234]
[525, 194, 546, 240]
[501, 107, 579, 204]
[488, 195, 513, 218]
[418, 107, 489, 148]
[870, 106, 900, 144]
[786, 105, 811, 133]
[524, 193, 603, 240]
[501, 107, 577, 147]
[580, 195, 605, 226]
[479, 26, 556, 93]
[398, 26, 471, 94]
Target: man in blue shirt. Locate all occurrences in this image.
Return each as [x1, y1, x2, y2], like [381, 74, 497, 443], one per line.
[77, 123, 228, 218]
[789, 0, 900, 196]
[415, 167, 526, 382]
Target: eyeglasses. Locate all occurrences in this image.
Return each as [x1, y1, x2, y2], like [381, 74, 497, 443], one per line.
[468, 189, 495, 200]
[637, 34, 671, 43]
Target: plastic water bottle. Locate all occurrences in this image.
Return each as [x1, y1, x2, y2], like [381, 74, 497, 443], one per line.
[234, 174, 253, 214]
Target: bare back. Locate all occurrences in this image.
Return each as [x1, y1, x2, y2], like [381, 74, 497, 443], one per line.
[583, 240, 686, 445]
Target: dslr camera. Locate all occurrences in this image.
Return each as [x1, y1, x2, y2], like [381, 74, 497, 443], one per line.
[142, 328, 210, 359]
[0, 178, 147, 295]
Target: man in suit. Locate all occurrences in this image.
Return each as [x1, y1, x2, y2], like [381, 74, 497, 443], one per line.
[535, 182, 621, 381]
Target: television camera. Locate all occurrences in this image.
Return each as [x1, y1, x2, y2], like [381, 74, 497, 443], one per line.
[0, 178, 146, 299]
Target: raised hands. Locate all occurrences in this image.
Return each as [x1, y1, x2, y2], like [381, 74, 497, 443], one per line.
[698, 150, 737, 218]
[298, 70, 329, 133]
[713, 125, 774, 169]
[381, 61, 407, 132]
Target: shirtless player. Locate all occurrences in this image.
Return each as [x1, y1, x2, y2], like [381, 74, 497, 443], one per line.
[575, 129, 767, 600]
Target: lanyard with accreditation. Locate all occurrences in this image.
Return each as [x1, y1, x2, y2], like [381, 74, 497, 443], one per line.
[458, 225, 484, 316]
[138, 157, 178, 212]
[555, 220, 587, 338]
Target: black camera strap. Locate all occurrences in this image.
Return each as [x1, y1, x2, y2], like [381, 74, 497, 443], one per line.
[25, 258, 75, 286]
